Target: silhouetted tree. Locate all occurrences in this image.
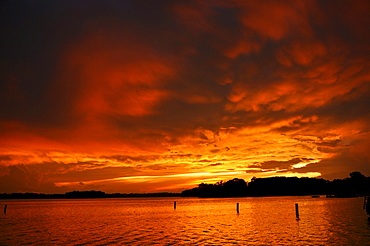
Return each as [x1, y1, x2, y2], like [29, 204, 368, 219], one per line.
[223, 178, 248, 197]
[350, 171, 366, 179]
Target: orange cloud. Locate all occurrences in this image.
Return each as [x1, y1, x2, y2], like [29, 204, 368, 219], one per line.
[276, 40, 327, 67]
[59, 32, 175, 118]
[238, 1, 313, 40]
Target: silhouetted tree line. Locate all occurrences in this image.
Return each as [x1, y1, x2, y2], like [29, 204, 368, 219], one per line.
[1, 172, 369, 199]
[109, 192, 180, 198]
[181, 172, 370, 198]
[65, 190, 106, 198]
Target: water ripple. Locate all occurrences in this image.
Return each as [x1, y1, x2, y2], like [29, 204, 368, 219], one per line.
[1, 197, 369, 245]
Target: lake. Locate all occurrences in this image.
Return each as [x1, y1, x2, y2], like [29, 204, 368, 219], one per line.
[1, 196, 369, 245]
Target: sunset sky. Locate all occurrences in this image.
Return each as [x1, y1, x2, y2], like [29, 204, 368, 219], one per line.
[1, 0, 370, 193]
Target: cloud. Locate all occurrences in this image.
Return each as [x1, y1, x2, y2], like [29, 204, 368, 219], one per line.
[0, 164, 61, 193]
[256, 158, 303, 170]
[0, 0, 369, 193]
[296, 148, 370, 180]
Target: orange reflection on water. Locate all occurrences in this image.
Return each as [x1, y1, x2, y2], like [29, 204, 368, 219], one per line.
[1, 197, 369, 245]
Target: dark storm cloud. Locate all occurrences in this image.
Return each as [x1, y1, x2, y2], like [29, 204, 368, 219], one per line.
[0, 164, 60, 193]
[2, 0, 368, 139]
[1, 1, 93, 127]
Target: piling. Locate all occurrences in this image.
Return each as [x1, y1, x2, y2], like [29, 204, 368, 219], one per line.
[174, 201, 177, 209]
[236, 203, 240, 213]
[4, 204, 7, 214]
[295, 203, 299, 219]
[364, 195, 370, 216]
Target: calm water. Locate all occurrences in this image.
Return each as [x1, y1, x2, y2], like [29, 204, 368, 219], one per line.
[1, 196, 369, 245]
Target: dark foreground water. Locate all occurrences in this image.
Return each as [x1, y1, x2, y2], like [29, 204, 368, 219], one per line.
[1, 196, 369, 245]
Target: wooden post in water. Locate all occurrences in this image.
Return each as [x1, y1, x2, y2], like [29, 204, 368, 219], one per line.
[174, 201, 177, 209]
[364, 195, 370, 217]
[4, 204, 7, 214]
[295, 203, 299, 220]
[236, 203, 240, 213]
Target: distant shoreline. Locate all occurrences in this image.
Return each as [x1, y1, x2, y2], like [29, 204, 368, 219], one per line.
[0, 192, 365, 200]
[0, 191, 182, 199]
